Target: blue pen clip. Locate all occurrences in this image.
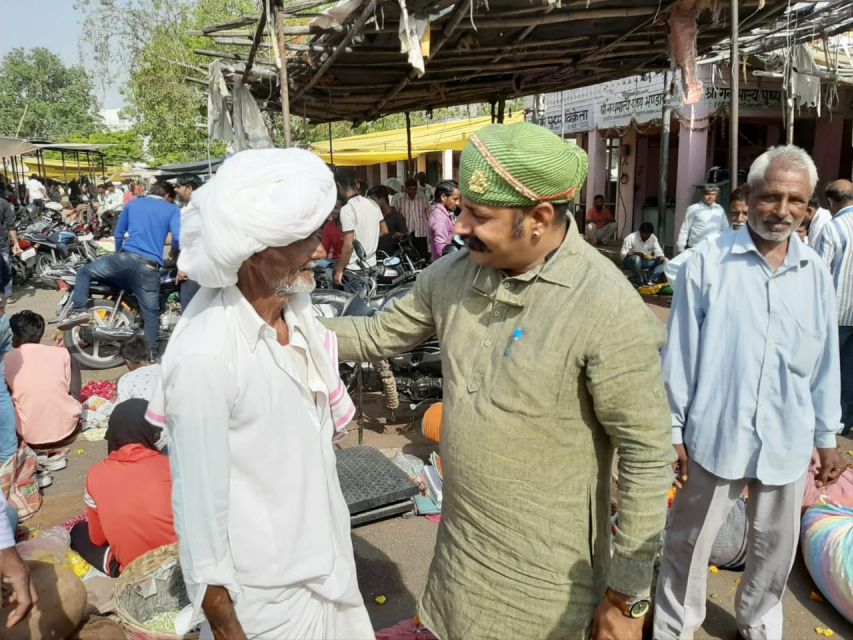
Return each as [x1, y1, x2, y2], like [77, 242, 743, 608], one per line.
[504, 328, 524, 357]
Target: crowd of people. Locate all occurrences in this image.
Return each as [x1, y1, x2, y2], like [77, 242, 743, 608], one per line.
[0, 121, 849, 640]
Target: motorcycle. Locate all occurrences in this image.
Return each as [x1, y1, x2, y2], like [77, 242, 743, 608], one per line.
[55, 267, 182, 369]
[314, 241, 441, 442]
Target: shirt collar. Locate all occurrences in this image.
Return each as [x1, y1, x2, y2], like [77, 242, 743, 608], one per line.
[729, 224, 809, 270]
[227, 286, 308, 353]
[836, 205, 853, 219]
[470, 219, 579, 306]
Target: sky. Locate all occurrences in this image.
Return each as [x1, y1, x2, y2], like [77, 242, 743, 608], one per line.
[0, 0, 125, 109]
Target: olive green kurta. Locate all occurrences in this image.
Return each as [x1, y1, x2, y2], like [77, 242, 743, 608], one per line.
[324, 226, 674, 639]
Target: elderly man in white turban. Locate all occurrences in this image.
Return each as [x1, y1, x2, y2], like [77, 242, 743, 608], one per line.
[145, 149, 373, 640]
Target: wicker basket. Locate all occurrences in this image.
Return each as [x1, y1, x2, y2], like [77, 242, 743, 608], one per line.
[115, 543, 200, 640]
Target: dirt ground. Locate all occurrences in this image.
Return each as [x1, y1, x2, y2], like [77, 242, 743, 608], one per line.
[10, 282, 853, 640]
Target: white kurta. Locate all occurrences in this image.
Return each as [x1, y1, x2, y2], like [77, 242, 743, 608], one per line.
[148, 286, 372, 639]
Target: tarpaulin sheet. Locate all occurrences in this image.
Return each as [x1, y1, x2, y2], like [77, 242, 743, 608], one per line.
[0, 137, 36, 160]
[309, 112, 525, 166]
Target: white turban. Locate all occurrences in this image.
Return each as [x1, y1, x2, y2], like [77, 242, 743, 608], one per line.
[178, 148, 337, 288]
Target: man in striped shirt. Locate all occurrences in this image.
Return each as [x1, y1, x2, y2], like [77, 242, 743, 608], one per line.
[814, 179, 853, 436]
[392, 178, 431, 259]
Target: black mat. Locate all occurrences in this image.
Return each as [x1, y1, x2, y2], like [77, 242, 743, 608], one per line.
[336, 446, 419, 516]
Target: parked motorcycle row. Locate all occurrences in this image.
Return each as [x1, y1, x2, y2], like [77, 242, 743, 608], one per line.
[13, 194, 447, 424]
[310, 239, 444, 442]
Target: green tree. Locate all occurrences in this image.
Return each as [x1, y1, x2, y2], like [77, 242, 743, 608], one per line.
[66, 130, 147, 166]
[77, 0, 254, 165]
[0, 47, 102, 140]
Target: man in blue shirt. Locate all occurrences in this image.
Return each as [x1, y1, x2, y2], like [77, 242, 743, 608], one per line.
[814, 179, 853, 437]
[60, 182, 180, 356]
[655, 146, 848, 640]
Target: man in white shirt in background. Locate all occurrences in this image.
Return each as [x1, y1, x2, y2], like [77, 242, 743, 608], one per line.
[102, 183, 124, 213]
[26, 174, 47, 211]
[675, 183, 728, 253]
[116, 335, 160, 402]
[333, 167, 387, 288]
[656, 146, 847, 640]
[146, 149, 372, 640]
[416, 171, 434, 203]
[805, 196, 831, 246]
[620, 221, 666, 285]
[814, 179, 853, 436]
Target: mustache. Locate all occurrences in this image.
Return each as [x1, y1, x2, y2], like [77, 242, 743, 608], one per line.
[463, 236, 490, 253]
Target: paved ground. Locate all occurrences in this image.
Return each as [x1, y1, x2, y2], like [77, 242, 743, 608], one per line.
[11, 282, 853, 639]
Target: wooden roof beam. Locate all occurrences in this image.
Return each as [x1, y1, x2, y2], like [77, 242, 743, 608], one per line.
[242, 9, 268, 83]
[365, 0, 472, 120]
[292, 0, 379, 102]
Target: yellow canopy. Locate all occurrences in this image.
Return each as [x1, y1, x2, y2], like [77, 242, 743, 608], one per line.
[310, 112, 525, 166]
[23, 158, 124, 183]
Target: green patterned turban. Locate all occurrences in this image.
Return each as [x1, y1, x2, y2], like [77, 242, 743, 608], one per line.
[459, 122, 589, 207]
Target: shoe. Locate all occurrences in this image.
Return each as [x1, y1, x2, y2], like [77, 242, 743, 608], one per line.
[36, 472, 53, 489]
[37, 453, 68, 472]
[57, 311, 91, 331]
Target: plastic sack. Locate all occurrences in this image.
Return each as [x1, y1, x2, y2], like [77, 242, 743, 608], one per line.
[392, 452, 425, 482]
[17, 526, 71, 564]
[801, 498, 853, 624]
[0, 444, 42, 520]
[709, 497, 748, 570]
[81, 396, 115, 431]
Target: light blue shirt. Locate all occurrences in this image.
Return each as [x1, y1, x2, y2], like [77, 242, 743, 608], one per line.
[813, 205, 853, 326]
[664, 226, 840, 485]
[676, 201, 728, 253]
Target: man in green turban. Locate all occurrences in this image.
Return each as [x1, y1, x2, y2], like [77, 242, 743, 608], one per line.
[323, 122, 673, 639]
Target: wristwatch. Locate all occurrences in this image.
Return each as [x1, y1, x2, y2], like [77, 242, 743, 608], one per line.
[605, 588, 651, 619]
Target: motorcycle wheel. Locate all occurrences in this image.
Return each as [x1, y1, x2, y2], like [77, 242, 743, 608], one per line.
[35, 252, 57, 277]
[11, 258, 30, 285]
[64, 300, 137, 370]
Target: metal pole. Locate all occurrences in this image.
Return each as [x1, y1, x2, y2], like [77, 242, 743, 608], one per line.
[560, 90, 566, 138]
[275, 10, 292, 147]
[497, 97, 506, 124]
[730, 0, 739, 188]
[785, 84, 795, 145]
[659, 71, 673, 251]
[61, 150, 68, 184]
[328, 121, 334, 166]
[405, 111, 413, 177]
[233, 77, 246, 152]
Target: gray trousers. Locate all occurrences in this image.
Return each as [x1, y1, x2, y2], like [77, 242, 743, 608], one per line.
[654, 462, 806, 640]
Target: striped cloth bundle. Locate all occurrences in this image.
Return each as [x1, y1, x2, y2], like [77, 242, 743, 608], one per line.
[801, 498, 853, 624]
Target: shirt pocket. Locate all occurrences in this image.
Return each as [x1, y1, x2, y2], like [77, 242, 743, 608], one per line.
[489, 342, 569, 418]
[787, 326, 823, 378]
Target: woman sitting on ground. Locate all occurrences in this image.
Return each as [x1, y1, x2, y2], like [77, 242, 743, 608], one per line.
[5, 311, 81, 450]
[116, 335, 160, 403]
[71, 399, 176, 576]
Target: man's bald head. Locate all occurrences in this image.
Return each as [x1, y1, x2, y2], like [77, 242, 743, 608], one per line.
[825, 180, 853, 215]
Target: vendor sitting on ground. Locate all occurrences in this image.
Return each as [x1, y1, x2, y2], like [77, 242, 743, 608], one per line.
[5, 311, 81, 450]
[620, 222, 666, 285]
[584, 194, 616, 244]
[116, 335, 161, 403]
[71, 398, 175, 576]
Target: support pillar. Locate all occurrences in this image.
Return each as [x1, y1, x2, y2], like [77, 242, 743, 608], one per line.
[442, 149, 453, 180]
[813, 115, 844, 193]
[583, 131, 607, 207]
[416, 154, 427, 173]
[395, 161, 405, 179]
[616, 130, 638, 236]
[674, 100, 710, 244]
[379, 162, 389, 183]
